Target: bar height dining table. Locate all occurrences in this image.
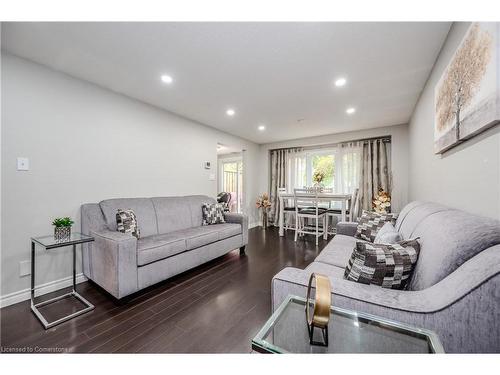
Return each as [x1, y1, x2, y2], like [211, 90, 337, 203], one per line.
[277, 191, 352, 237]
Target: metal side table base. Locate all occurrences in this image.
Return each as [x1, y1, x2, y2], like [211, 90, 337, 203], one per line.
[30, 234, 95, 330]
[31, 291, 94, 330]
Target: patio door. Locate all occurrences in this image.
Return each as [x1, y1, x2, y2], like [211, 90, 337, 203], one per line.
[220, 158, 243, 213]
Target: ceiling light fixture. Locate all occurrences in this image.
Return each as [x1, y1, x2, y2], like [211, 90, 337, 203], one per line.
[334, 77, 347, 87]
[258, 125, 266, 131]
[161, 75, 173, 84]
[346, 107, 356, 115]
[226, 109, 235, 116]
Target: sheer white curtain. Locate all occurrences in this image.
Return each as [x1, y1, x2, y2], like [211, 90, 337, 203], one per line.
[284, 142, 361, 196]
[335, 141, 362, 194]
[287, 151, 307, 192]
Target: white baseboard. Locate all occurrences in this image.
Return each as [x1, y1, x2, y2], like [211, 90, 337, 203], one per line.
[249, 221, 260, 229]
[0, 273, 87, 308]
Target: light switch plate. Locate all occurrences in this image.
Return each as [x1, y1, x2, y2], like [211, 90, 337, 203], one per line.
[20, 260, 31, 277]
[17, 157, 30, 171]
[209, 173, 216, 181]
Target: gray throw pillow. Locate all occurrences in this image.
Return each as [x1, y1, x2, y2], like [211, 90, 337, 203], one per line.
[116, 209, 140, 239]
[355, 210, 398, 242]
[202, 203, 226, 225]
[374, 222, 402, 244]
[344, 239, 420, 290]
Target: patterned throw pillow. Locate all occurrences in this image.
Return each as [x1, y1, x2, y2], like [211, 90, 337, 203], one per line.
[116, 209, 140, 239]
[344, 239, 420, 290]
[202, 203, 226, 225]
[355, 210, 398, 242]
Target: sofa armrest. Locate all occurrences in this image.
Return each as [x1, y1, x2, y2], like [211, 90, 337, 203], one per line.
[273, 244, 500, 314]
[224, 212, 248, 245]
[336, 221, 358, 236]
[88, 229, 139, 299]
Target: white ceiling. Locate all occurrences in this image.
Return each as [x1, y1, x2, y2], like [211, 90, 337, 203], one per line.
[2, 22, 451, 144]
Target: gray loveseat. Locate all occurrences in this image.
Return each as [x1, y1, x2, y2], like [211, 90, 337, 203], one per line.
[272, 201, 500, 353]
[81, 195, 248, 299]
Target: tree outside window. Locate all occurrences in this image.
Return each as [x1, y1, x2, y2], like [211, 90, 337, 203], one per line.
[311, 154, 335, 188]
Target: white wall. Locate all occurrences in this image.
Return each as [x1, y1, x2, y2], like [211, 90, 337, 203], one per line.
[257, 124, 409, 213]
[1, 53, 260, 299]
[408, 22, 500, 220]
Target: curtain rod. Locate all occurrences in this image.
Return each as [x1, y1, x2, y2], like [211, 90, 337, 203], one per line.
[268, 135, 392, 152]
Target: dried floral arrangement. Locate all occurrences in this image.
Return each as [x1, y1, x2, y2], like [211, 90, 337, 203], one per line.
[372, 189, 391, 214]
[256, 193, 272, 210]
[312, 170, 325, 184]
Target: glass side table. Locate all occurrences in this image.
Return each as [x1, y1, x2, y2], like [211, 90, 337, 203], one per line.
[252, 295, 444, 353]
[31, 232, 95, 329]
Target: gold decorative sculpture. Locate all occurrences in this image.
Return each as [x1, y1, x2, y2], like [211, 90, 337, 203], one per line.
[305, 273, 331, 346]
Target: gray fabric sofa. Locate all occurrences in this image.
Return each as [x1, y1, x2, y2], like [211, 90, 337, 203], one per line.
[272, 201, 500, 353]
[81, 195, 248, 299]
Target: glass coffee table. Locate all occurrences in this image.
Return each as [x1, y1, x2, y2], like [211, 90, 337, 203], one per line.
[252, 295, 444, 353]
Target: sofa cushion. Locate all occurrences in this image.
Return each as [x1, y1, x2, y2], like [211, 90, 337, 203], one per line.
[178, 223, 242, 250]
[216, 223, 242, 240]
[355, 210, 398, 242]
[374, 222, 402, 244]
[137, 232, 187, 266]
[344, 239, 420, 290]
[395, 201, 451, 240]
[185, 195, 217, 227]
[151, 197, 194, 234]
[100, 198, 158, 237]
[315, 234, 361, 268]
[408, 210, 500, 291]
[151, 196, 218, 235]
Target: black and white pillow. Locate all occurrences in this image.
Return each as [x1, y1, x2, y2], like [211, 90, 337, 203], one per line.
[344, 239, 420, 290]
[202, 203, 226, 225]
[116, 209, 140, 239]
[355, 210, 398, 242]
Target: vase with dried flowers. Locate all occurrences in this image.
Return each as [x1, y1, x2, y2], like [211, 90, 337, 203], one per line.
[312, 170, 325, 189]
[256, 193, 272, 229]
[372, 189, 391, 214]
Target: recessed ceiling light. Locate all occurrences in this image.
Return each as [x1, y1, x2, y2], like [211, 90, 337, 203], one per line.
[258, 125, 266, 131]
[161, 75, 173, 84]
[334, 77, 347, 87]
[226, 109, 235, 116]
[346, 107, 356, 115]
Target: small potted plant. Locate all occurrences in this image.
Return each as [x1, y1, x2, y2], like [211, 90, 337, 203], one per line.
[256, 193, 272, 229]
[52, 217, 74, 240]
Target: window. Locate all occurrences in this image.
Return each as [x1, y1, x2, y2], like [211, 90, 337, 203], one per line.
[286, 144, 361, 198]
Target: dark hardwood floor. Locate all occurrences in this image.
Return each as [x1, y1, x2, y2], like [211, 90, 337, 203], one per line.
[0, 227, 330, 353]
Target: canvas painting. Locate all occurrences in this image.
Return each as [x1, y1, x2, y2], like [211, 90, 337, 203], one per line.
[434, 23, 500, 154]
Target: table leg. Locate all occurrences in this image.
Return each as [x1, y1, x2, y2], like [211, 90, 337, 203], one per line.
[72, 244, 76, 292]
[278, 196, 284, 236]
[341, 200, 347, 222]
[31, 241, 35, 304]
[323, 215, 328, 240]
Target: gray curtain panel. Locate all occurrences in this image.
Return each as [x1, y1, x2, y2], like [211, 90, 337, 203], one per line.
[357, 139, 392, 218]
[269, 148, 302, 225]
